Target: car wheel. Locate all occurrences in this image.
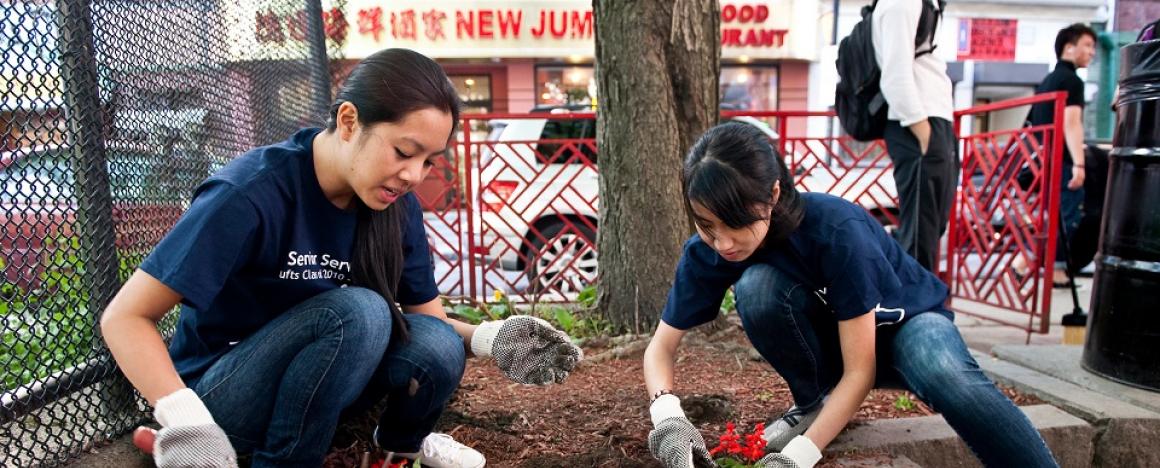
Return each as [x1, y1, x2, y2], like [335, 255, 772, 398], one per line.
[524, 220, 597, 295]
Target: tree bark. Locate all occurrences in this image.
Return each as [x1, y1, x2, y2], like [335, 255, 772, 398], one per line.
[594, 0, 719, 333]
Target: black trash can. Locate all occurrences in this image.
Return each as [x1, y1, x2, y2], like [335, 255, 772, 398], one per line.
[1081, 39, 1160, 392]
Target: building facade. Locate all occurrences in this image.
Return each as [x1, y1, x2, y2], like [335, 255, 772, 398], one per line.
[816, 0, 1109, 137]
[327, 0, 826, 136]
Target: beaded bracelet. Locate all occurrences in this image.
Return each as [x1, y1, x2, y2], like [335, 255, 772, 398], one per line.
[651, 389, 674, 402]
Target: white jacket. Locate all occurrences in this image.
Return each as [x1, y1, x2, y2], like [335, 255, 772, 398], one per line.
[871, 0, 954, 126]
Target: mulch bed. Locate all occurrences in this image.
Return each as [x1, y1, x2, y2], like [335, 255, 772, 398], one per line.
[324, 319, 1040, 468]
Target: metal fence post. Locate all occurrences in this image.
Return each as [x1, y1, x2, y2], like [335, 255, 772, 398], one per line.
[57, 0, 131, 435]
[304, 0, 332, 120]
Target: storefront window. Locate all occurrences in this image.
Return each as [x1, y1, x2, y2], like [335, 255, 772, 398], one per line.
[535, 65, 595, 108]
[450, 75, 492, 133]
[450, 75, 492, 114]
[531, 64, 776, 111]
[720, 65, 778, 110]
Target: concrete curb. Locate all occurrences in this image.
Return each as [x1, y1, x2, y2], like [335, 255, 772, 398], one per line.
[991, 345, 1160, 414]
[832, 453, 923, 467]
[828, 405, 1094, 468]
[974, 349, 1160, 468]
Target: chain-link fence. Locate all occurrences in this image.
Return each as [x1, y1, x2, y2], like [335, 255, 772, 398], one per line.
[1, 1, 345, 465]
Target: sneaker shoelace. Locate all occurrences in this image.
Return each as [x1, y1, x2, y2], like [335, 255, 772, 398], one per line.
[779, 405, 806, 426]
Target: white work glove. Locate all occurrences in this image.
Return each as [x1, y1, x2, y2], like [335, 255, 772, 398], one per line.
[151, 388, 238, 468]
[470, 315, 583, 385]
[647, 394, 717, 468]
[755, 435, 822, 468]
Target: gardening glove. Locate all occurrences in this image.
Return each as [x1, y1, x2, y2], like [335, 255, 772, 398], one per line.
[648, 394, 717, 468]
[153, 388, 238, 468]
[755, 436, 822, 468]
[470, 315, 582, 385]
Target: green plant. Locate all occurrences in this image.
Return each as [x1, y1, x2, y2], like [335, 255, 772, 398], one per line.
[894, 393, 917, 411]
[755, 390, 776, 402]
[540, 305, 612, 340]
[720, 288, 736, 315]
[1, 236, 95, 392]
[449, 304, 485, 325]
[444, 291, 612, 342]
[485, 290, 514, 321]
[577, 284, 597, 309]
[551, 306, 575, 333]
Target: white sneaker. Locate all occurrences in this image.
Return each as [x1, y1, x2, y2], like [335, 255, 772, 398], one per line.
[398, 432, 486, 468]
[763, 401, 824, 451]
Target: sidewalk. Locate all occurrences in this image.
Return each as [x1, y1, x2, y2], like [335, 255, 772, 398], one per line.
[955, 276, 1091, 352]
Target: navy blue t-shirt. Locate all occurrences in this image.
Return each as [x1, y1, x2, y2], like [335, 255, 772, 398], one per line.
[661, 193, 951, 330]
[141, 128, 439, 382]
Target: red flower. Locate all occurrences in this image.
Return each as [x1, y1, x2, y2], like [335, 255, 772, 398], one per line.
[712, 421, 772, 464]
[371, 459, 410, 468]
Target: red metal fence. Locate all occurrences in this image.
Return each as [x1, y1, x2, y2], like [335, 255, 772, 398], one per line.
[947, 92, 1067, 334]
[414, 96, 1065, 334]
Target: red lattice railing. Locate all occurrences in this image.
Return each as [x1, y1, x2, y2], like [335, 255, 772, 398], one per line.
[415, 100, 1065, 336]
[948, 92, 1067, 335]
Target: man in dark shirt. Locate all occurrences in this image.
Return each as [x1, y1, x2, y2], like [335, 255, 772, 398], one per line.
[1022, 23, 1096, 286]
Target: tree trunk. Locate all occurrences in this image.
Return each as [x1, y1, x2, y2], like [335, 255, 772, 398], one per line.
[594, 0, 720, 334]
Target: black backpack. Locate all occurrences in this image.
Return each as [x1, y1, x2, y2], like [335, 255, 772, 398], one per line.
[836, 0, 946, 141]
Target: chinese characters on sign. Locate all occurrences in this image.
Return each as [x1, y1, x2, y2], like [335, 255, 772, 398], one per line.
[353, 7, 594, 41]
[957, 18, 1017, 61]
[256, 7, 347, 45]
[243, 1, 812, 61]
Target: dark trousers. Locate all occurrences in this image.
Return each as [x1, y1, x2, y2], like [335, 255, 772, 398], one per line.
[883, 117, 960, 271]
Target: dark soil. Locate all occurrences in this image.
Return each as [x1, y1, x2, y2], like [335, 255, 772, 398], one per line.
[324, 321, 1041, 468]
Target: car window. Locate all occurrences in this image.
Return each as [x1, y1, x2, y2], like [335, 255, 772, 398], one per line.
[535, 118, 597, 165]
[106, 146, 207, 203]
[0, 149, 73, 204]
[487, 122, 507, 141]
[0, 146, 205, 204]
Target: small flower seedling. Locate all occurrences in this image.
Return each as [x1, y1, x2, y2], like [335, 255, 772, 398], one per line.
[709, 422, 767, 467]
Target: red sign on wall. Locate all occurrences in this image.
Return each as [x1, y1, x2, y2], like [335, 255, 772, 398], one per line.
[957, 18, 1018, 61]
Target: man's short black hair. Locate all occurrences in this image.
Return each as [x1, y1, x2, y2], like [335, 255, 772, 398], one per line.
[1055, 23, 1097, 60]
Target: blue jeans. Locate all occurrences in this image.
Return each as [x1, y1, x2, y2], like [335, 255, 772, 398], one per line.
[187, 287, 466, 468]
[1056, 164, 1084, 265]
[734, 264, 1058, 468]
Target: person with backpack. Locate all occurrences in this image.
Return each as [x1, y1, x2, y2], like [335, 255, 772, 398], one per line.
[99, 48, 582, 468]
[642, 122, 1059, 468]
[876, 0, 957, 274]
[836, 0, 956, 272]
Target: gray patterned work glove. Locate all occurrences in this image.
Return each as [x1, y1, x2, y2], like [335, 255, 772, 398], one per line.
[756, 453, 801, 468]
[755, 436, 822, 468]
[470, 315, 583, 385]
[153, 388, 238, 468]
[648, 394, 717, 468]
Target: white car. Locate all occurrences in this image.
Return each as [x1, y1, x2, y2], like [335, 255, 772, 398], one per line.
[472, 111, 781, 295]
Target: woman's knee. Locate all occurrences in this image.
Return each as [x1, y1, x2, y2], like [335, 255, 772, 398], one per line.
[893, 314, 986, 402]
[402, 314, 466, 388]
[316, 287, 393, 350]
[735, 264, 809, 327]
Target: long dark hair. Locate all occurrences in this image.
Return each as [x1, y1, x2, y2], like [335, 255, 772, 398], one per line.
[682, 122, 804, 246]
[326, 49, 461, 342]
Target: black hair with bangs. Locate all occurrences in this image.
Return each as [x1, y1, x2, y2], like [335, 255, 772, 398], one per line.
[682, 122, 804, 245]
